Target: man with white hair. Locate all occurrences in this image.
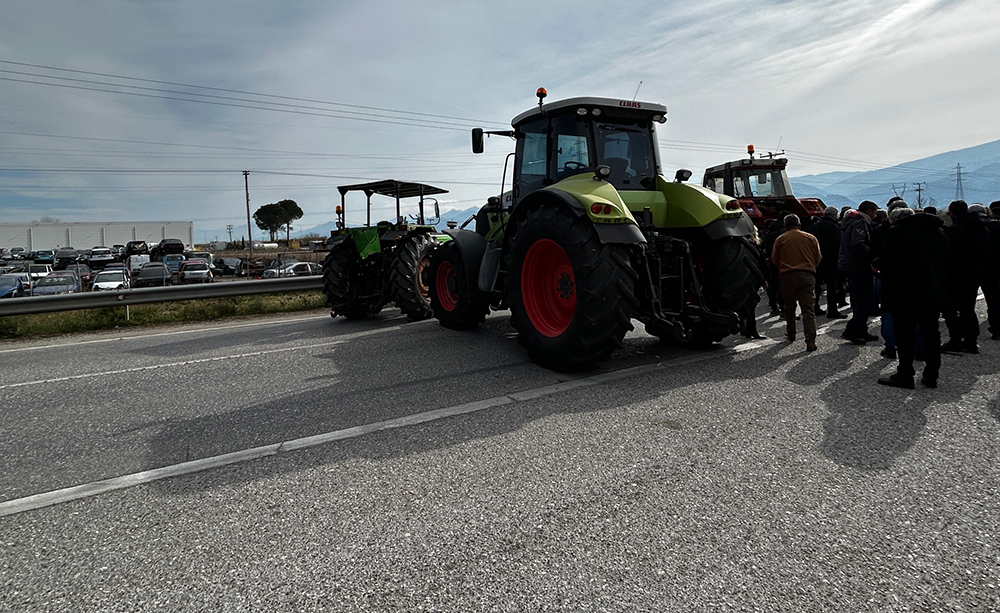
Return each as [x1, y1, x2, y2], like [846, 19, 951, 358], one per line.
[807, 206, 843, 318]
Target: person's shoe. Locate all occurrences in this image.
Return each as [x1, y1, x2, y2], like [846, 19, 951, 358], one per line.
[878, 374, 915, 389]
[880, 347, 896, 359]
[814, 306, 825, 316]
[769, 308, 781, 316]
[806, 341, 817, 352]
[864, 332, 880, 342]
[827, 311, 848, 319]
[991, 332, 1000, 340]
[964, 343, 979, 354]
[941, 340, 965, 354]
[841, 331, 867, 345]
[920, 376, 938, 388]
[786, 331, 796, 342]
[914, 351, 926, 362]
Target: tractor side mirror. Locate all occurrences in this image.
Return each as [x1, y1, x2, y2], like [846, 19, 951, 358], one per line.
[486, 196, 501, 212]
[472, 128, 484, 154]
[674, 168, 692, 183]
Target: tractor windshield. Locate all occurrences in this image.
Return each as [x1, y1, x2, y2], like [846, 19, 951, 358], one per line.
[732, 168, 792, 198]
[594, 122, 657, 190]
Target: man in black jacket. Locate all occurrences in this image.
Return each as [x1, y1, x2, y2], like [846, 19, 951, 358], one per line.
[982, 202, 1000, 340]
[874, 209, 951, 388]
[941, 200, 991, 354]
[807, 207, 844, 318]
[838, 200, 879, 344]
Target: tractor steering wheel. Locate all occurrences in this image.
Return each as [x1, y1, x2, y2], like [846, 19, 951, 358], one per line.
[562, 160, 588, 171]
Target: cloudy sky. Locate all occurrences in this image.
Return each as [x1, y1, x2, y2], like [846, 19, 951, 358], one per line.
[2, 0, 998, 241]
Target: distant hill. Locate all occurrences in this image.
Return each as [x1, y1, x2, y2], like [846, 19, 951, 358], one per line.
[792, 139, 1000, 209]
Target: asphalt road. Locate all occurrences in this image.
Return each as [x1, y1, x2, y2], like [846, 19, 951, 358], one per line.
[1, 302, 998, 611]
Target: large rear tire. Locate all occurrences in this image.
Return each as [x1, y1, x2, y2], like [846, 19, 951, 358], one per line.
[322, 242, 385, 319]
[509, 204, 637, 370]
[389, 233, 436, 321]
[429, 240, 489, 330]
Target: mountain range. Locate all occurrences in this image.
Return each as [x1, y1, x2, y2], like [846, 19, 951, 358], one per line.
[791, 139, 1000, 211]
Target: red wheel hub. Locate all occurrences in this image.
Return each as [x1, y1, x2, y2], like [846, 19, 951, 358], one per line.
[436, 260, 458, 312]
[521, 238, 575, 337]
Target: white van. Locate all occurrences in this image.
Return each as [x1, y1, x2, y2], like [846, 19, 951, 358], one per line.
[126, 254, 151, 275]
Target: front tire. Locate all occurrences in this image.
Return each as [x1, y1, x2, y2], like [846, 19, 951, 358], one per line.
[429, 240, 489, 330]
[509, 204, 637, 370]
[389, 233, 436, 321]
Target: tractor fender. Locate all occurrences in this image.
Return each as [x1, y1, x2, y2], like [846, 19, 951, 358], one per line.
[441, 228, 491, 303]
[505, 188, 646, 248]
[702, 211, 756, 241]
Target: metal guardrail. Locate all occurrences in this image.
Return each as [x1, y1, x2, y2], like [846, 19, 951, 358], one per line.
[0, 277, 324, 317]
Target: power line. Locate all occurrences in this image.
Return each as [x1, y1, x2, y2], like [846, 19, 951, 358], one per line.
[0, 59, 504, 126]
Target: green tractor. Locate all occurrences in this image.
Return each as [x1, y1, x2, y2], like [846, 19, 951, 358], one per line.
[429, 89, 764, 369]
[323, 179, 451, 321]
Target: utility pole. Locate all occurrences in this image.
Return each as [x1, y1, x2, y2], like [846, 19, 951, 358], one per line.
[913, 182, 925, 209]
[892, 183, 907, 199]
[955, 163, 965, 201]
[244, 171, 253, 270]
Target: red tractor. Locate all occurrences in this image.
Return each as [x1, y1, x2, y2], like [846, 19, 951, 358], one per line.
[702, 145, 826, 229]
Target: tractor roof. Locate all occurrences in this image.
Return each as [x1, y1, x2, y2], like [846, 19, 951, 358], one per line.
[511, 97, 668, 127]
[704, 157, 789, 175]
[337, 179, 448, 199]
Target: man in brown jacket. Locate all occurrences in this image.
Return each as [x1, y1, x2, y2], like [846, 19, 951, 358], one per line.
[771, 214, 822, 352]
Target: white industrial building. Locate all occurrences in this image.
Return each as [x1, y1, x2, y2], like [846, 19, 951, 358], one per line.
[0, 222, 194, 251]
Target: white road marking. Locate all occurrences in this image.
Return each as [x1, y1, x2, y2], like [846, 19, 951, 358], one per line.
[0, 325, 403, 390]
[0, 338, 778, 517]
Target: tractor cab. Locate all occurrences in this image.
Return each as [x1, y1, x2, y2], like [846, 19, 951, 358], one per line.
[474, 89, 668, 207]
[703, 145, 826, 228]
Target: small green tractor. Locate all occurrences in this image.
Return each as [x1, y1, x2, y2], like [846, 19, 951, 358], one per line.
[322, 179, 451, 320]
[428, 89, 764, 369]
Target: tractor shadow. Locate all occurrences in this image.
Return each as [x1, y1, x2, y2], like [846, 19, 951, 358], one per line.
[141, 315, 807, 495]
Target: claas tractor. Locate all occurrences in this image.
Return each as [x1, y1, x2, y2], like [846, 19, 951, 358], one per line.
[428, 89, 764, 370]
[702, 145, 827, 229]
[322, 179, 451, 320]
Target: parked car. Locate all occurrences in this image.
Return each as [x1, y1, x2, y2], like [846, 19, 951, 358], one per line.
[8, 247, 26, 260]
[32, 271, 81, 295]
[213, 257, 247, 277]
[33, 249, 55, 265]
[133, 262, 172, 287]
[53, 247, 81, 270]
[3, 271, 33, 295]
[125, 240, 149, 256]
[87, 247, 116, 268]
[262, 261, 321, 278]
[27, 264, 53, 282]
[177, 260, 214, 284]
[162, 253, 186, 275]
[152, 238, 186, 260]
[90, 269, 131, 291]
[103, 262, 130, 278]
[0, 274, 28, 298]
[126, 254, 151, 276]
[65, 263, 93, 288]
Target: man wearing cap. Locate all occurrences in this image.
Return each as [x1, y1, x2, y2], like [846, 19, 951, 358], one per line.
[771, 214, 822, 352]
[838, 200, 879, 344]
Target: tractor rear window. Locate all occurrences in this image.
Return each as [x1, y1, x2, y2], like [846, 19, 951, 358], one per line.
[595, 123, 656, 190]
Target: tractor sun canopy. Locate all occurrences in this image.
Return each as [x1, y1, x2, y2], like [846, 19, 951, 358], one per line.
[336, 179, 449, 228]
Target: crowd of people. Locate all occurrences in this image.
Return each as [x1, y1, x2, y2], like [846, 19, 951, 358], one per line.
[760, 198, 1000, 389]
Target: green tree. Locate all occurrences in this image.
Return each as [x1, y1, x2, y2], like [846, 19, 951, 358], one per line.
[276, 199, 303, 243]
[253, 203, 290, 241]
